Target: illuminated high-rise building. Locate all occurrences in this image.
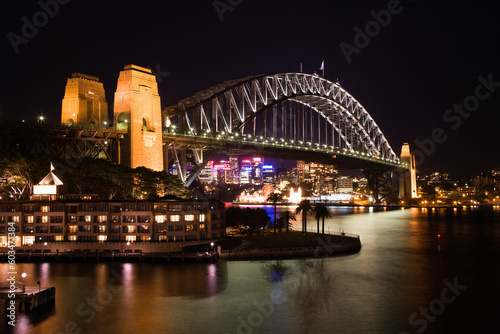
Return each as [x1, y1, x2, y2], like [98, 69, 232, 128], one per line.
[251, 157, 263, 185]
[229, 156, 239, 184]
[262, 164, 275, 185]
[240, 159, 251, 184]
[199, 161, 215, 184]
[295, 161, 337, 193]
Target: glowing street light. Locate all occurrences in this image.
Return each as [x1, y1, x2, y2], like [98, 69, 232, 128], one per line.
[21, 273, 26, 292]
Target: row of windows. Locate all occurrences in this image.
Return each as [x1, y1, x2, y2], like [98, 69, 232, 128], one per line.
[0, 213, 211, 224]
[9, 223, 223, 235]
[28, 234, 218, 242]
[0, 203, 223, 213]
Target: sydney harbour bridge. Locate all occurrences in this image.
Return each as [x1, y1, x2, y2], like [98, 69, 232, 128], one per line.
[0, 66, 415, 203]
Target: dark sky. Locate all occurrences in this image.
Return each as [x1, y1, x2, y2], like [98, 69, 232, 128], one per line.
[1, 0, 499, 176]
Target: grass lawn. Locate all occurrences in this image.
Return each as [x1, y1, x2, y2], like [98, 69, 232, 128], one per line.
[237, 231, 354, 249]
[182, 232, 358, 252]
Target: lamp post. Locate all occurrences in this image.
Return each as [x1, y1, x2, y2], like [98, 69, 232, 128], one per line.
[21, 273, 26, 292]
[210, 242, 214, 254]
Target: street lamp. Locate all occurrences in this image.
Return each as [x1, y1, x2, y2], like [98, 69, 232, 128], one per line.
[21, 273, 26, 292]
[210, 242, 215, 253]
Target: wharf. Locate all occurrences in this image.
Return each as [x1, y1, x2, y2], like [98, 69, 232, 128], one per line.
[0, 250, 219, 263]
[0, 286, 55, 311]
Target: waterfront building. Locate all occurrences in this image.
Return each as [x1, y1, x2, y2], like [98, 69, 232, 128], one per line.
[31, 164, 64, 201]
[0, 197, 226, 247]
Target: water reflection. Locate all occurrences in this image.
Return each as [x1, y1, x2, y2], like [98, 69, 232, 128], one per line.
[292, 259, 333, 334]
[2, 207, 500, 333]
[261, 260, 293, 283]
[154, 262, 228, 298]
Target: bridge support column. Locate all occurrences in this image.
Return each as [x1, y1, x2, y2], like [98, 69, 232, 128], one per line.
[113, 64, 164, 171]
[364, 168, 399, 204]
[399, 143, 418, 201]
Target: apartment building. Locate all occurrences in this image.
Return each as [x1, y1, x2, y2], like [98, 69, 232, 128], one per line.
[0, 197, 226, 247]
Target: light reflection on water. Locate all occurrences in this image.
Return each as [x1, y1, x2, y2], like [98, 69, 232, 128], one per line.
[1, 207, 500, 333]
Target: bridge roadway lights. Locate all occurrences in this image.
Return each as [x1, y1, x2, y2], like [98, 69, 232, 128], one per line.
[164, 135, 403, 186]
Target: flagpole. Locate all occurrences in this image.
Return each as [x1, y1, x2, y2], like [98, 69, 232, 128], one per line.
[300, 62, 303, 73]
[322, 61, 325, 78]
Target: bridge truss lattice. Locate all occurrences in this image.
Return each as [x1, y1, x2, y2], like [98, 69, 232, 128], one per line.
[163, 72, 401, 186]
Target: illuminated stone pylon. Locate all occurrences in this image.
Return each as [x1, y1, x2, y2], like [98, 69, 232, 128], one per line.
[61, 73, 108, 126]
[114, 65, 163, 171]
[399, 143, 418, 200]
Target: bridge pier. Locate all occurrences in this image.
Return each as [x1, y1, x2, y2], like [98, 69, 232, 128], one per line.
[364, 168, 399, 204]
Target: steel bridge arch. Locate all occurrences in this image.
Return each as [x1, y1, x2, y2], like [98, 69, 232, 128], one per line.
[164, 72, 398, 162]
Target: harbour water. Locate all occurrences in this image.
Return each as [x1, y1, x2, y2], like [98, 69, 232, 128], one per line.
[2, 206, 500, 334]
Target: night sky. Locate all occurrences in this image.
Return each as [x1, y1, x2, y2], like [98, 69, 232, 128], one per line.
[1, 0, 499, 176]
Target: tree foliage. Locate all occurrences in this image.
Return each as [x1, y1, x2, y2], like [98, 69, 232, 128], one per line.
[0, 153, 51, 199]
[277, 210, 296, 233]
[226, 206, 271, 234]
[0, 155, 192, 200]
[266, 192, 284, 234]
[311, 203, 332, 234]
[295, 199, 313, 234]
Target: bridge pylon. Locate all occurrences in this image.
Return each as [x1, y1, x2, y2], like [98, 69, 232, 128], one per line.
[364, 168, 399, 204]
[399, 143, 418, 200]
[114, 65, 164, 171]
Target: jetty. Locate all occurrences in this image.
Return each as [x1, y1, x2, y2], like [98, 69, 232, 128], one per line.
[0, 284, 55, 311]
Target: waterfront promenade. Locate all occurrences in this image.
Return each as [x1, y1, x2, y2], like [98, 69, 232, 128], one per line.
[1, 232, 361, 262]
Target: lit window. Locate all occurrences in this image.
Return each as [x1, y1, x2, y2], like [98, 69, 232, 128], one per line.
[185, 214, 195, 221]
[199, 214, 206, 222]
[170, 215, 180, 222]
[98, 215, 107, 223]
[12, 216, 20, 223]
[68, 235, 77, 241]
[22, 236, 35, 246]
[68, 225, 77, 233]
[156, 215, 166, 223]
[42, 216, 49, 224]
[186, 224, 194, 232]
[125, 235, 136, 242]
[98, 235, 107, 242]
[85, 215, 92, 223]
[127, 225, 136, 233]
[26, 216, 34, 224]
[41, 206, 50, 213]
[54, 236, 64, 241]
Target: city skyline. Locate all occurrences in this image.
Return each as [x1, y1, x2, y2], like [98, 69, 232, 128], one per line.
[2, 1, 500, 176]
